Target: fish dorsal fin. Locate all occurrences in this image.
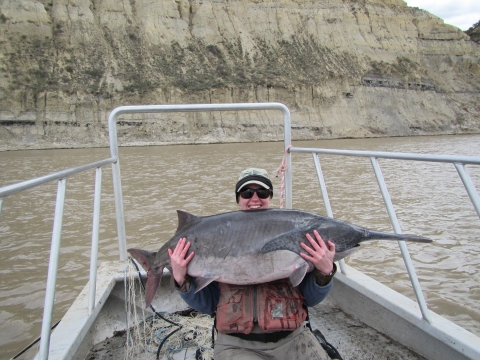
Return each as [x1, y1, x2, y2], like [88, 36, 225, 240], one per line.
[176, 210, 200, 234]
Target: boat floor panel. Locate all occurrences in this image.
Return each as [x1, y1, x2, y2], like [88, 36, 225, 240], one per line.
[85, 296, 425, 360]
[310, 297, 425, 360]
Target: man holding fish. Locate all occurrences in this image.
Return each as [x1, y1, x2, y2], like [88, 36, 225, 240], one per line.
[128, 168, 431, 357]
[169, 168, 337, 360]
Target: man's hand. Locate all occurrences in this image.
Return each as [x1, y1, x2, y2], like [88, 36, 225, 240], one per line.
[168, 237, 194, 286]
[299, 230, 335, 275]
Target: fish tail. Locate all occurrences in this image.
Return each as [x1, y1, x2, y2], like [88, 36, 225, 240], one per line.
[127, 248, 163, 308]
[364, 230, 432, 243]
[145, 272, 163, 308]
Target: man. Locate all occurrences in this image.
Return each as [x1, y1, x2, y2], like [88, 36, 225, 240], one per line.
[169, 168, 336, 359]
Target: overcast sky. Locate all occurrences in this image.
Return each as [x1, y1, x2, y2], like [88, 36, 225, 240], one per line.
[405, 0, 480, 31]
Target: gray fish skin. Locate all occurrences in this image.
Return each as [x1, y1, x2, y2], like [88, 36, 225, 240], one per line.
[259, 211, 432, 261]
[128, 209, 432, 307]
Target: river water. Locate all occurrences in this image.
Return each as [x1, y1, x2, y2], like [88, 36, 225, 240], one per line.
[1, 134, 479, 358]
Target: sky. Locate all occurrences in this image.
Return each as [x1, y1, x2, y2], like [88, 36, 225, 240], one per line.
[405, 0, 480, 31]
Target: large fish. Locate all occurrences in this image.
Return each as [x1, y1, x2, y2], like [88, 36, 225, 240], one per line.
[128, 209, 432, 307]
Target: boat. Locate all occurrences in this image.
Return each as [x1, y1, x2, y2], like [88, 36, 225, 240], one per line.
[2, 103, 480, 359]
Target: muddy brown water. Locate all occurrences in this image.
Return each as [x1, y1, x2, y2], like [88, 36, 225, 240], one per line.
[1, 134, 479, 358]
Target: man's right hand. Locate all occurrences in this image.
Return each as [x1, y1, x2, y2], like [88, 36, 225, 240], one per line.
[168, 237, 194, 286]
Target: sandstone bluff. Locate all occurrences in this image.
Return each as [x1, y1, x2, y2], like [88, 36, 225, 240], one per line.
[0, 0, 479, 151]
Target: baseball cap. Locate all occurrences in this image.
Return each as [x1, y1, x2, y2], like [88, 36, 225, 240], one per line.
[235, 168, 274, 202]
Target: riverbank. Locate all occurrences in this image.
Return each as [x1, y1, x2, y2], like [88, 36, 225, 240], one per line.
[1, 127, 480, 152]
[2, 0, 480, 153]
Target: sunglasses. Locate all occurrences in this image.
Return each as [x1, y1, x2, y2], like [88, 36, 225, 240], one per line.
[239, 188, 272, 199]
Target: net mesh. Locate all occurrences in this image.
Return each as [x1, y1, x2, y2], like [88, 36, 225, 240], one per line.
[124, 260, 215, 360]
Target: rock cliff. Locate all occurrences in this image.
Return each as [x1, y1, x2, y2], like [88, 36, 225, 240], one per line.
[0, 0, 479, 150]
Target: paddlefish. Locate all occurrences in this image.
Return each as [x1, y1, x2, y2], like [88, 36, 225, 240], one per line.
[128, 209, 432, 307]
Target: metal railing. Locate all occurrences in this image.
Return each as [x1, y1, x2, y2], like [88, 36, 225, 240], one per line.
[0, 157, 116, 359]
[288, 146, 480, 323]
[1, 103, 291, 359]
[107, 103, 293, 261]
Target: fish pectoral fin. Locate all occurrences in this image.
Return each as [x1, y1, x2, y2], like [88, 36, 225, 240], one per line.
[194, 276, 218, 293]
[289, 262, 309, 287]
[261, 227, 311, 255]
[333, 245, 360, 262]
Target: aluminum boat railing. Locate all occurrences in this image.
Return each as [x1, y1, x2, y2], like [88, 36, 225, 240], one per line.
[1, 102, 479, 359]
[289, 146, 480, 323]
[0, 158, 117, 359]
[106, 103, 293, 262]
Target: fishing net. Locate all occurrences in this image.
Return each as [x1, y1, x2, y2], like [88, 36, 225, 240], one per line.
[123, 260, 215, 360]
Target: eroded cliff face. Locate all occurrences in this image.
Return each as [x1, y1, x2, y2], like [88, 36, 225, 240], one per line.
[0, 0, 479, 150]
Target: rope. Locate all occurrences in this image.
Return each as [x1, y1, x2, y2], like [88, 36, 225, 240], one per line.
[123, 259, 214, 359]
[10, 320, 61, 359]
[124, 260, 150, 358]
[275, 145, 292, 209]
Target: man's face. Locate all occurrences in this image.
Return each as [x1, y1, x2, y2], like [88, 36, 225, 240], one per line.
[237, 183, 271, 210]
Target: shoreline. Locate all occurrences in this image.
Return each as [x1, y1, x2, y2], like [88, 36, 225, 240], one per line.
[2, 132, 480, 152]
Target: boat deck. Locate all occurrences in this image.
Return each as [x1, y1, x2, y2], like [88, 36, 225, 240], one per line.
[309, 297, 425, 360]
[85, 295, 425, 360]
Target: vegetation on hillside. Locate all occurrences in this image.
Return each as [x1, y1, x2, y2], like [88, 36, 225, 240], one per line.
[465, 20, 480, 44]
[154, 37, 363, 92]
[2, 16, 478, 100]
[3, 34, 365, 97]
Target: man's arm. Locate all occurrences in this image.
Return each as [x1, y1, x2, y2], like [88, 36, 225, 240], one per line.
[175, 275, 220, 314]
[298, 263, 337, 307]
